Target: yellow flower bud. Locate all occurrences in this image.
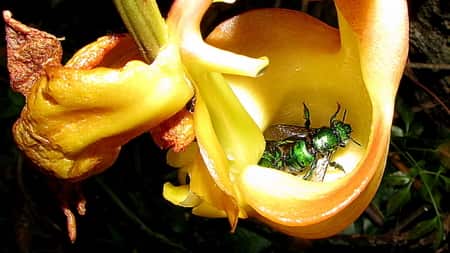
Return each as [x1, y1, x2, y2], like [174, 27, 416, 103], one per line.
[14, 37, 193, 180]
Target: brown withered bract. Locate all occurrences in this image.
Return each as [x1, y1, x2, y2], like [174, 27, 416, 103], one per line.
[3, 10, 63, 95]
[65, 34, 141, 69]
[150, 108, 195, 152]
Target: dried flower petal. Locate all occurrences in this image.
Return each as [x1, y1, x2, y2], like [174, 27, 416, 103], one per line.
[3, 11, 62, 95]
[65, 34, 143, 69]
[150, 108, 195, 152]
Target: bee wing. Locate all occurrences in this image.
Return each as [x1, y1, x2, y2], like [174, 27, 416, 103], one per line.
[263, 124, 309, 141]
[309, 153, 331, 182]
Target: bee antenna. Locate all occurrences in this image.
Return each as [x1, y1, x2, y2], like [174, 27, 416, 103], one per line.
[342, 109, 347, 122]
[302, 102, 311, 129]
[330, 103, 341, 125]
[351, 137, 361, 146]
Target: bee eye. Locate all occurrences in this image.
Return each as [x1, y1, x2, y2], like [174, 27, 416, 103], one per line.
[344, 124, 352, 133]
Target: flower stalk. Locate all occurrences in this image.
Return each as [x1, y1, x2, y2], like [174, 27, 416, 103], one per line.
[113, 0, 167, 61]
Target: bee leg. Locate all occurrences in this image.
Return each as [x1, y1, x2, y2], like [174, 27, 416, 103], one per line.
[259, 150, 278, 168]
[307, 156, 331, 182]
[329, 161, 345, 173]
[303, 168, 314, 180]
[302, 102, 311, 129]
[284, 166, 300, 176]
[303, 159, 317, 181]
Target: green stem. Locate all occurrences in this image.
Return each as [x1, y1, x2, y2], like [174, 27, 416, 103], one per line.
[404, 147, 438, 153]
[95, 177, 186, 252]
[113, 0, 168, 62]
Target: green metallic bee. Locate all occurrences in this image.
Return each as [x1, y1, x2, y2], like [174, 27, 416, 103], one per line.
[258, 103, 360, 182]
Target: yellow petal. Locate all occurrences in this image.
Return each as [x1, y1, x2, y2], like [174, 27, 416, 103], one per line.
[166, 142, 198, 168]
[336, 0, 409, 107]
[167, 0, 268, 77]
[192, 202, 228, 218]
[14, 44, 193, 180]
[162, 183, 201, 207]
[205, 0, 408, 238]
[164, 0, 268, 229]
[191, 94, 241, 229]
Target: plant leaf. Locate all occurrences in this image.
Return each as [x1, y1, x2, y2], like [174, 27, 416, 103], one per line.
[391, 125, 404, 137]
[410, 121, 424, 137]
[407, 217, 437, 240]
[396, 98, 414, 134]
[439, 175, 450, 192]
[384, 171, 411, 187]
[386, 185, 411, 216]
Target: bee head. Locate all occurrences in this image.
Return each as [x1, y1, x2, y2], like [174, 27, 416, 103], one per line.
[330, 103, 360, 146]
[332, 121, 352, 146]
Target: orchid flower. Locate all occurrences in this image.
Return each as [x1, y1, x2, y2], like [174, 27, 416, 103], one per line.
[164, 0, 408, 238]
[5, 0, 408, 240]
[5, 0, 264, 241]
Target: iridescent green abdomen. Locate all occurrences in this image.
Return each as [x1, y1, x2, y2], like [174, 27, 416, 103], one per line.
[287, 140, 314, 169]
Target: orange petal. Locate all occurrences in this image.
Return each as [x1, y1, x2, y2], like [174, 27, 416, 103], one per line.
[205, 0, 408, 238]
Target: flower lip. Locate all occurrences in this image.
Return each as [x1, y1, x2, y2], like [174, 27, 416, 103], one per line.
[208, 7, 372, 180]
[203, 0, 408, 237]
[165, 0, 408, 239]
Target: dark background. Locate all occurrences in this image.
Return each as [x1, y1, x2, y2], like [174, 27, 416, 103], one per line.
[0, 0, 448, 252]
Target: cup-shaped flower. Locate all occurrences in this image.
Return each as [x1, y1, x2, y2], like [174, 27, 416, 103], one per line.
[164, 0, 408, 238]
